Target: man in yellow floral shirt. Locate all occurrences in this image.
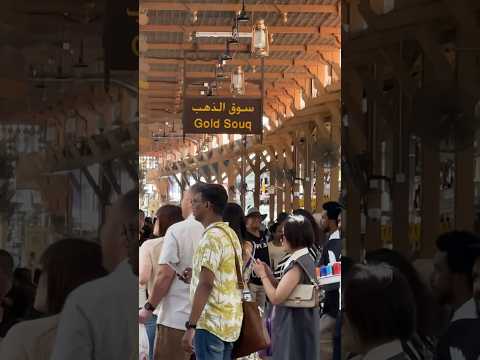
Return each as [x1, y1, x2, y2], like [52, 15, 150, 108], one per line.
[182, 183, 243, 360]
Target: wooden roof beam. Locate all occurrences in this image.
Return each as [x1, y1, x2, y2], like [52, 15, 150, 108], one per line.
[144, 71, 313, 81]
[144, 42, 339, 52]
[263, 106, 280, 130]
[275, 95, 294, 118]
[267, 98, 287, 117]
[141, 3, 338, 14]
[141, 25, 340, 36]
[143, 57, 340, 67]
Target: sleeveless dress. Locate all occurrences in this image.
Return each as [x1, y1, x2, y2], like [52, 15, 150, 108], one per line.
[271, 252, 321, 360]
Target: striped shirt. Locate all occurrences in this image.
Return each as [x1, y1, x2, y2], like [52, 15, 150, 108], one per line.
[273, 246, 319, 279]
[402, 334, 436, 360]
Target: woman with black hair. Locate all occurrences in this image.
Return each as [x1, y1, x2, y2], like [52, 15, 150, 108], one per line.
[253, 215, 321, 360]
[343, 263, 416, 360]
[0, 238, 106, 360]
[365, 249, 442, 360]
[292, 208, 325, 260]
[267, 221, 288, 273]
[223, 202, 255, 283]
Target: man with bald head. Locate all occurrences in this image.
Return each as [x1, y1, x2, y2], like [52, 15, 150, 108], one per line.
[51, 189, 139, 360]
[139, 183, 204, 360]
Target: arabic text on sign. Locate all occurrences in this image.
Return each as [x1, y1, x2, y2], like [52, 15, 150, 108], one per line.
[191, 103, 255, 115]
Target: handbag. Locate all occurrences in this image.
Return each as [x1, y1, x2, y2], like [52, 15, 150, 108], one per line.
[283, 256, 324, 308]
[211, 226, 270, 358]
[258, 307, 274, 357]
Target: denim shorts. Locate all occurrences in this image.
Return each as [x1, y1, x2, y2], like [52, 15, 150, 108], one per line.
[194, 329, 234, 360]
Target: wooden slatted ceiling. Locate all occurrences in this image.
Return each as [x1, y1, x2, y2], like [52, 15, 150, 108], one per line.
[140, 0, 341, 157]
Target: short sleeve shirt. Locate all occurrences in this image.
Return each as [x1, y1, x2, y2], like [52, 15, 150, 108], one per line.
[157, 216, 204, 329]
[190, 221, 243, 343]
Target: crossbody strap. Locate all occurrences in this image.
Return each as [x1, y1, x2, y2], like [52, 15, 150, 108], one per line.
[208, 225, 245, 290]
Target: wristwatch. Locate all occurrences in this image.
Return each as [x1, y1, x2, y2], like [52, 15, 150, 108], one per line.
[185, 321, 197, 329]
[144, 302, 155, 312]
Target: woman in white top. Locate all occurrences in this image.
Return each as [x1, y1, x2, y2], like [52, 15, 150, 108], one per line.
[139, 204, 183, 360]
[0, 238, 106, 360]
[267, 221, 288, 272]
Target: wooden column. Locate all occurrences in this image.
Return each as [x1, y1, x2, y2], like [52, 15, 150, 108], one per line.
[276, 178, 284, 215]
[365, 84, 382, 251]
[269, 158, 276, 221]
[285, 181, 293, 212]
[346, 176, 362, 261]
[365, 188, 382, 251]
[330, 166, 340, 201]
[283, 146, 293, 212]
[328, 101, 342, 202]
[227, 163, 237, 202]
[253, 153, 261, 209]
[292, 134, 301, 210]
[455, 145, 475, 231]
[274, 148, 284, 215]
[420, 144, 440, 257]
[453, 16, 476, 232]
[303, 130, 313, 212]
[315, 161, 325, 212]
[392, 93, 410, 256]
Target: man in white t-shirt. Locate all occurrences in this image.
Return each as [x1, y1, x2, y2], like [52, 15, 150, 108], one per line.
[139, 183, 204, 360]
[51, 189, 139, 360]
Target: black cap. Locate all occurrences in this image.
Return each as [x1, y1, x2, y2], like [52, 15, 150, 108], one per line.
[322, 201, 343, 220]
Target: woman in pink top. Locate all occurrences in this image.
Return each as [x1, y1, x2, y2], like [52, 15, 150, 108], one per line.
[139, 204, 183, 359]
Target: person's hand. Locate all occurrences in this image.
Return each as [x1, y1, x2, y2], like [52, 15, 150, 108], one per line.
[180, 267, 192, 284]
[139, 308, 152, 324]
[253, 259, 267, 278]
[264, 263, 274, 278]
[182, 328, 195, 354]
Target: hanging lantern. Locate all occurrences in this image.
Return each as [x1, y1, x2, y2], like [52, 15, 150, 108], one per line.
[215, 63, 225, 79]
[251, 19, 269, 57]
[231, 66, 245, 96]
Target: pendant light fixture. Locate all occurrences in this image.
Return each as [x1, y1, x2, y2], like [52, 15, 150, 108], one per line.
[220, 40, 233, 62]
[237, 0, 249, 23]
[231, 66, 245, 96]
[251, 19, 269, 57]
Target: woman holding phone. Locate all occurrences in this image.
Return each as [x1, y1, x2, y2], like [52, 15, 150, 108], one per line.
[253, 215, 321, 360]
